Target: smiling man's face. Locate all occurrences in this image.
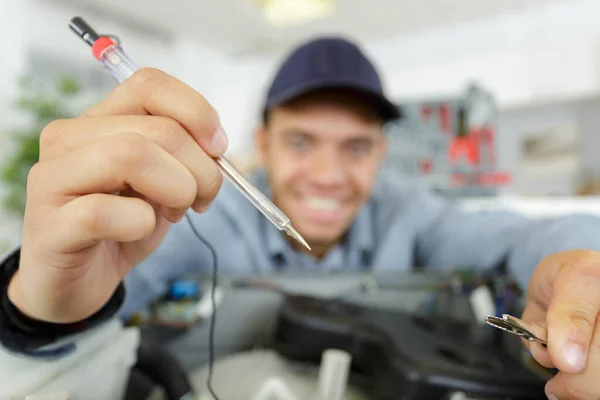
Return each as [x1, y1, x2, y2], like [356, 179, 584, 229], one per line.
[256, 90, 388, 257]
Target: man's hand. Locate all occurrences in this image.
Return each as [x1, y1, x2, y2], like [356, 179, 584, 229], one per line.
[9, 68, 227, 324]
[523, 250, 600, 399]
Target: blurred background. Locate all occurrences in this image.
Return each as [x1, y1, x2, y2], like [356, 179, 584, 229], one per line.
[2, 0, 600, 252]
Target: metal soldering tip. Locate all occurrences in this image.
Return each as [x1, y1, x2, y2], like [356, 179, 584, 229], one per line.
[285, 225, 311, 251]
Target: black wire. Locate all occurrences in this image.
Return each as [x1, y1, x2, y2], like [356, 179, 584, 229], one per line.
[184, 213, 220, 400]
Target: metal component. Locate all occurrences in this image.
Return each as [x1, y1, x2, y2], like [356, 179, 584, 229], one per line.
[69, 16, 99, 45]
[485, 314, 547, 347]
[285, 225, 311, 251]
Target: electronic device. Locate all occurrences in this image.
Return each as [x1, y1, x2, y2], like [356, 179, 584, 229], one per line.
[272, 294, 547, 400]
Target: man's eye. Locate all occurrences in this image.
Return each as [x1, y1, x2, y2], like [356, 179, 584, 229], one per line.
[289, 138, 308, 150]
[348, 143, 370, 157]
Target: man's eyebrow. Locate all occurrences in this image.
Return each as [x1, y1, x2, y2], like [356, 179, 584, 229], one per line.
[345, 135, 376, 142]
[282, 129, 379, 142]
[341, 134, 380, 146]
[281, 129, 315, 138]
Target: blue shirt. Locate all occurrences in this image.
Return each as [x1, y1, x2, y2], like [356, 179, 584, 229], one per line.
[119, 169, 600, 318]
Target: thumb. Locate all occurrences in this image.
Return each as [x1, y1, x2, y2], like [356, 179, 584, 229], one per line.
[546, 256, 600, 373]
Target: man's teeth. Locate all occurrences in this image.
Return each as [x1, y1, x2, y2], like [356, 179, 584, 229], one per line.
[304, 196, 340, 211]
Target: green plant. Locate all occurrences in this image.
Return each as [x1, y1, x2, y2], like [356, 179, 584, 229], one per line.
[0, 76, 81, 216]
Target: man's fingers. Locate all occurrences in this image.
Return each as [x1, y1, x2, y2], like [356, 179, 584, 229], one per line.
[81, 68, 228, 157]
[545, 316, 600, 400]
[521, 303, 554, 368]
[39, 115, 222, 212]
[57, 194, 157, 252]
[545, 252, 600, 373]
[546, 373, 599, 400]
[30, 132, 198, 221]
[40, 115, 189, 159]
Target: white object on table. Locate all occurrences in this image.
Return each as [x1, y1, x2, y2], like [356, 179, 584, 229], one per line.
[317, 349, 352, 400]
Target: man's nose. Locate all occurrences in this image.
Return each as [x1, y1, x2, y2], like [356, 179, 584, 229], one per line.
[310, 150, 346, 185]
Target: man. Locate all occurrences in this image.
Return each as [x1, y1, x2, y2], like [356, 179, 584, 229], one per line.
[2, 36, 600, 399]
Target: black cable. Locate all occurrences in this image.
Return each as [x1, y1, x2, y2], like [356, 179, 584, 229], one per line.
[184, 213, 220, 400]
[131, 339, 194, 400]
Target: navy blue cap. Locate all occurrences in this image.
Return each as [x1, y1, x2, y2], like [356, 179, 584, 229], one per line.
[263, 36, 401, 123]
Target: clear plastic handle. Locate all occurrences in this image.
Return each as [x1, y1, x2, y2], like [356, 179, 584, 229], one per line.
[96, 46, 290, 231]
[216, 157, 289, 230]
[92, 41, 309, 249]
[98, 45, 138, 83]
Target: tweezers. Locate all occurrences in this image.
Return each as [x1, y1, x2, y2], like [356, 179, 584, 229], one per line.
[485, 314, 547, 347]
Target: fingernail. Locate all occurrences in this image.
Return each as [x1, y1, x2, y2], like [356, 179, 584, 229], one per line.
[563, 341, 586, 371]
[194, 200, 213, 214]
[547, 394, 558, 400]
[211, 126, 228, 154]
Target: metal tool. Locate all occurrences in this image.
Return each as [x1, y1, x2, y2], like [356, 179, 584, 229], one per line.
[485, 314, 547, 347]
[68, 16, 310, 251]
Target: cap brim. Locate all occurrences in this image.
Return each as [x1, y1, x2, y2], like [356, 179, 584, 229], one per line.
[264, 78, 402, 123]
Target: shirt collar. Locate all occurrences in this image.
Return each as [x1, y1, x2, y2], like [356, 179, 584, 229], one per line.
[346, 202, 375, 261]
